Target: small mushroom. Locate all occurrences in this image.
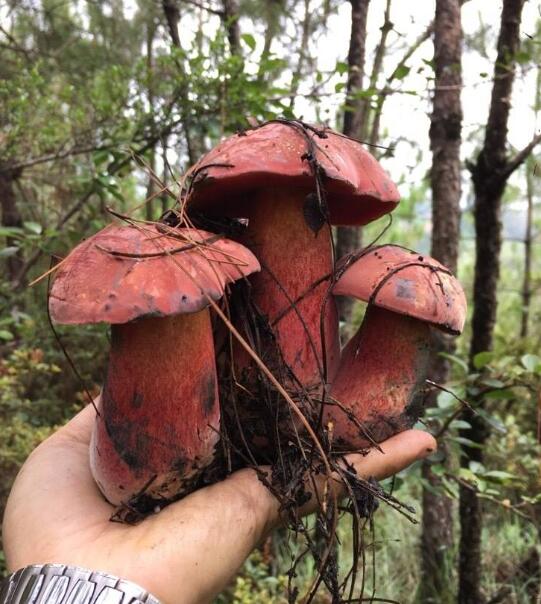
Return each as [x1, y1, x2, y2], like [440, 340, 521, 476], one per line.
[327, 245, 466, 449]
[187, 121, 400, 392]
[49, 223, 260, 508]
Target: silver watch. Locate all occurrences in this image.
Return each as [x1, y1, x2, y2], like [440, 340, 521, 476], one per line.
[0, 564, 161, 604]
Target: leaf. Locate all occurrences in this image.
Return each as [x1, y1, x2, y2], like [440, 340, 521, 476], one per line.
[449, 436, 483, 449]
[521, 353, 540, 373]
[0, 226, 24, 238]
[0, 329, 14, 341]
[469, 461, 485, 474]
[23, 221, 42, 235]
[241, 33, 256, 52]
[393, 64, 410, 80]
[439, 352, 468, 373]
[449, 419, 471, 430]
[484, 388, 514, 401]
[481, 378, 505, 389]
[458, 468, 477, 483]
[473, 351, 494, 369]
[483, 470, 517, 482]
[0, 246, 20, 257]
[335, 61, 348, 75]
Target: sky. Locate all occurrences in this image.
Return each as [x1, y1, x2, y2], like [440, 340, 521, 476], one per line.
[140, 0, 541, 213]
[297, 0, 541, 203]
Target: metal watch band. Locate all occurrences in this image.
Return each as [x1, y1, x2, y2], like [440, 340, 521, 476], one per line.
[0, 564, 161, 604]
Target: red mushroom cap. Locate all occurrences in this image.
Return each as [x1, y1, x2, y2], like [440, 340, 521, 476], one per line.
[186, 121, 400, 226]
[333, 245, 466, 334]
[49, 224, 260, 325]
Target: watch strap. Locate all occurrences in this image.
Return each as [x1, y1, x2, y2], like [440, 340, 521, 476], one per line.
[0, 564, 161, 604]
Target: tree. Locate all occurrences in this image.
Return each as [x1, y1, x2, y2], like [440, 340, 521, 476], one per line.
[336, 0, 370, 331]
[460, 1, 541, 600]
[419, 1, 462, 601]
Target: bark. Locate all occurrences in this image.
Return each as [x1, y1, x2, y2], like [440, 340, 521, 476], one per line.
[221, 0, 240, 54]
[358, 0, 392, 142]
[337, 0, 370, 334]
[460, 1, 527, 602]
[146, 19, 157, 222]
[342, 0, 370, 138]
[257, 0, 284, 82]
[162, 0, 181, 47]
[0, 165, 23, 282]
[161, 136, 170, 213]
[289, 0, 313, 110]
[521, 160, 534, 338]
[161, 0, 200, 164]
[420, 2, 462, 597]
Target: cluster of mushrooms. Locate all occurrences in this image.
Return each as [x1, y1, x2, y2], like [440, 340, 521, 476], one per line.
[49, 121, 466, 524]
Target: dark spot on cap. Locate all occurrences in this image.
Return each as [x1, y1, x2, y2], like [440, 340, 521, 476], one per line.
[418, 255, 424, 261]
[104, 303, 111, 311]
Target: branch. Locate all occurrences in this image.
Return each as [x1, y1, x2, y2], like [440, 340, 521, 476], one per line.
[182, 0, 223, 15]
[1, 143, 120, 173]
[503, 132, 541, 179]
[369, 19, 434, 147]
[13, 117, 184, 289]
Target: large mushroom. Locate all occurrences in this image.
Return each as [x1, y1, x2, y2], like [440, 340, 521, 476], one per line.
[49, 223, 259, 509]
[186, 121, 400, 397]
[327, 245, 466, 449]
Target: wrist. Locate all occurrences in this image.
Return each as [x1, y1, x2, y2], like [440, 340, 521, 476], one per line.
[0, 564, 161, 604]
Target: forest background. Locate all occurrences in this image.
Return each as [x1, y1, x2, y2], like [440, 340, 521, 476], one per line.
[0, 0, 540, 602]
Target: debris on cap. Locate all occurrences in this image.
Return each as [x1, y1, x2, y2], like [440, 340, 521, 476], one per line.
[187, 121, 400, 226]
[333, 245, 466, 334]
[49, 224, 260, 325]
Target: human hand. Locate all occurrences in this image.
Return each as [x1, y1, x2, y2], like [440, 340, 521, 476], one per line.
[2, 402, 435, 604]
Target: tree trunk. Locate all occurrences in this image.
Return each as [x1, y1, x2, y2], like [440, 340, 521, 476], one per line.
[358, 0, 392, 142]
[161, 0, 200, 164]
[420, 2, 463, 598]
[460, 1, 526, 601]
[289, 0, 312, 111]
[521, 159, 534, 338]
[0, 165, 24, 282]
[336, 0, 370, 334]
[221, 0, 240, 54]
[257, 0, 284, 82]
[146, 18, 157, 222]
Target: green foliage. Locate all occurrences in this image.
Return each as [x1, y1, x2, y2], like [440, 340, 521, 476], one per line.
[215, 551, 290, 604]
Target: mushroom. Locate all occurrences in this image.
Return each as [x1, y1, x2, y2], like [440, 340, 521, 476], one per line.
[186, 121, 400, 395]
[49, 223, 260, 509]
[327, 245, 466, 449]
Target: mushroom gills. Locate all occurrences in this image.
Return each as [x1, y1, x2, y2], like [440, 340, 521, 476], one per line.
[328, 305, 432, 449]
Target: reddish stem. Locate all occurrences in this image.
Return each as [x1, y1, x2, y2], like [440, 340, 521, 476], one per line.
[90, 311, 219, 507]
[328, 306, 432, 449]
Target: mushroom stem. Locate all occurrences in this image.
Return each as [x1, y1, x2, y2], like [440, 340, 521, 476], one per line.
[90, 310, 219, 508]
[328, 305, 432, 449]
[238, 186, 340, 389]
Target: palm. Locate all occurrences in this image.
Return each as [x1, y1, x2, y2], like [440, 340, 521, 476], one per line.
[2, 404, 435, 604]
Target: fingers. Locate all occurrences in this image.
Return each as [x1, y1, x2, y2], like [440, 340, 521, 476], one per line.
[229, 429, 437, 528]
[345, 428, 437, 482]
